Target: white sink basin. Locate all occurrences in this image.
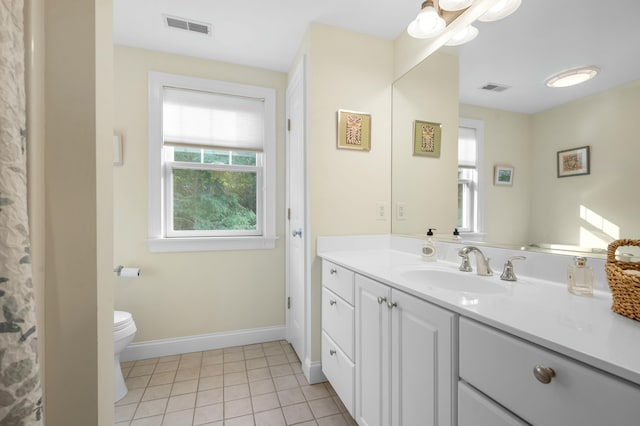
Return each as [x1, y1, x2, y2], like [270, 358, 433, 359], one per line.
[399, 267, 508, 294]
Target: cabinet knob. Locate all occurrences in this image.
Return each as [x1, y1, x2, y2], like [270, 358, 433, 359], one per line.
[329, 299, 337, 306]
[330, 268, 337, 275]
[329, 349, 336, 356]
[387, 301, 398, 309]
[377, 296, 387, 305]
[533, 365, 555, 384]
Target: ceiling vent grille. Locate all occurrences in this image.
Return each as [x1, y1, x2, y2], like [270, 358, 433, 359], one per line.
[164, 15, 211, 36]
[480, 83, 510, 92]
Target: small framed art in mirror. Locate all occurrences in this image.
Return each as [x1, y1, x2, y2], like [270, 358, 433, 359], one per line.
[413, 120, 442, 157]
[494, 165, 514, 186]
[557, 146, 590, 178]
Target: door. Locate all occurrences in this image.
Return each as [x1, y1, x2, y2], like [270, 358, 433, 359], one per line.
[391, 290, 456, 426]
[355, 275, 391, 426]
[285, 57, 306, 361]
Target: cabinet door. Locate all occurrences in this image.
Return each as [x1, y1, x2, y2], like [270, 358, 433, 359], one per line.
[355, 274, 391, 426]
[391, 289, 456, 426]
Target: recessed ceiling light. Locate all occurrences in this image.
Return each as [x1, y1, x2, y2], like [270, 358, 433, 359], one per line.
[545, 66, 600, 88]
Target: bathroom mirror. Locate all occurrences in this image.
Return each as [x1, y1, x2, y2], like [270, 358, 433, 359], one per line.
[391, 0, 640, 256]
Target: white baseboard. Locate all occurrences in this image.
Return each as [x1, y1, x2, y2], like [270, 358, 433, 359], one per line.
[302, 356, 326, 385]
[121, 325, 286, 362]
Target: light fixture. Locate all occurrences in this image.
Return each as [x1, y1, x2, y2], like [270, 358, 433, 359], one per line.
[545, 66, 600, 88]
[438, 0, 474, 12]
[445, 25, 479, 46]
[478, 0, 521, 22]
[407, 0, 446, 39]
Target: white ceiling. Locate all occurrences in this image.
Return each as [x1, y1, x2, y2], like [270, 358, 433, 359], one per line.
[113, 0, 640, 114]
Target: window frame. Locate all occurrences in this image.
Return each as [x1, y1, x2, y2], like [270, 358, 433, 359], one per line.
[458, 118, 485, 235]
[148, 72, 277, 252]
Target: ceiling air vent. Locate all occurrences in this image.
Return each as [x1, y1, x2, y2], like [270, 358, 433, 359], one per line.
[480, 83, 510, 92]
[164, 15, 211, 36]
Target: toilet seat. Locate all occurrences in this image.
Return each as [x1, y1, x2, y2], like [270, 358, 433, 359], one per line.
[114, 311, 133, 332]
[114, 310, 137, 402]
[114, 311, 136, 348]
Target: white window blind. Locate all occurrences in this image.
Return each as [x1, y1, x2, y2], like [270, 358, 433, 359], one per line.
[162, 87, 265, 151]
[458, 126, 477, 167]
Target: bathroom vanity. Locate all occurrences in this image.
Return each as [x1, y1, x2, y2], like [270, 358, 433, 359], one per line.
[318, 235, 640, 426]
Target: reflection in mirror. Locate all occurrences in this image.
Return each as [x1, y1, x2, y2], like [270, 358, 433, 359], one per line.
[392, 0, 640, 257]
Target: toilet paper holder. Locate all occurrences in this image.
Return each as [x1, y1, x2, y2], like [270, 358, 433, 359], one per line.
[114, 265, 141, 277]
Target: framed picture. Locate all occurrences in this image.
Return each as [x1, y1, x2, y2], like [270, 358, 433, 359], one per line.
[413, 120, 442, 157]
[494, 165, 514, 186]
[337, 110, 371, 151]
[557, 146, 590, 178]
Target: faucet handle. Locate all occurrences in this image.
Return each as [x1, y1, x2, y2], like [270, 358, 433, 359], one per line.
[459, 254, 472, 272]
[501, 256, 526, 281]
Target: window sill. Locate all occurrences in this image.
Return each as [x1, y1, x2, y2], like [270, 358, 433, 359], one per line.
[148, 236, 278, 253]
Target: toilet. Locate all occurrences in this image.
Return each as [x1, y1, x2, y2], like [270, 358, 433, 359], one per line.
[114, 311, 137, 402]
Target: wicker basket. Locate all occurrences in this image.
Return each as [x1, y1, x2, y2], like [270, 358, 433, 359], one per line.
[606, 239, 640, 321]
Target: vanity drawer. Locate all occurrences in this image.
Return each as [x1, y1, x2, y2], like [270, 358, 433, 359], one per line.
[459, 318, 640, 426]
[322, 261, 354, 305]
[322, 331, 355, 416]
[322, 287, 354, 360]
[458, 381, 528, 426]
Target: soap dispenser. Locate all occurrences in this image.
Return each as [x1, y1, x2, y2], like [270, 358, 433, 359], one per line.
[567, 257, 594, 296]
[422, 228, 438, 261]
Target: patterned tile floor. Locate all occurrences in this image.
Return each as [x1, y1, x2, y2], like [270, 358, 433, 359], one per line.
[114, 340, 358, 426]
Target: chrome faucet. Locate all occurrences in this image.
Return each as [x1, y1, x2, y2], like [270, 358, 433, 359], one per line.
[500, 256, 526, 281]
[458, 246, 493, 276]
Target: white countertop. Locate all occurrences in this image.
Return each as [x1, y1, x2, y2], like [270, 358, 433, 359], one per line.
[317, 235, 640, 387]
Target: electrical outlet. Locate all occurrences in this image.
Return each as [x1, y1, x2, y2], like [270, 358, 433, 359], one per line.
[397, 202, 407, 220]
[376, 202, 387, 221]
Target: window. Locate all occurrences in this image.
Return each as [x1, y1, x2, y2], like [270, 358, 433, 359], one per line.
[457, 118, 484, 234]
[148, 72, 276, 252]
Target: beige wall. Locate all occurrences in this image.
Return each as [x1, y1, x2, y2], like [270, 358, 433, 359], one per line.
[392, 52, 460, 236]
[530, 80, 640, 247]
[459, 104, 532, 245]
[43, 0, 113, 424]
[306, 23, 394, 361]
[113, 47, 287, 341]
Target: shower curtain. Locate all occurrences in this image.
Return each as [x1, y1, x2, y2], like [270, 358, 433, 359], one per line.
[0, 0, 43, 424]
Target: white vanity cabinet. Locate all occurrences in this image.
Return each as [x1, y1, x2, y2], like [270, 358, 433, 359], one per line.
[321, 261, 356, 416]
[459, 317, 640, 426]
[354, 274, 456, 426]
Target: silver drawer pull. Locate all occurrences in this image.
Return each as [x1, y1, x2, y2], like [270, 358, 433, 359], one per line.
[377, 296, 387, 304]
[533, 365, 555, 384]
[329, 299, 337, 306]
[329, 349, 336, 356]
[387, 301, 398, 309]
[330, 268, 337, 275]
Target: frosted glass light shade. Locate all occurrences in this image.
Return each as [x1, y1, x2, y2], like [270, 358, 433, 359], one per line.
[478, 0, 521, 22]
[445, 25, 479, 46]
[438, 0, 474, 11]
[407, 2, 446, 39]
[545, 66, 600, 88]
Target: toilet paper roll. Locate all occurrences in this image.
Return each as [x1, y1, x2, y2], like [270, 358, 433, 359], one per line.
[120, 267, 140, 278]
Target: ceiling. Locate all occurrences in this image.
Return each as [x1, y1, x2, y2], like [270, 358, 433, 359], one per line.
[113, 0, 640, 114]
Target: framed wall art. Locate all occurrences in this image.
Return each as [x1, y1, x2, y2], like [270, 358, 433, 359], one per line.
[557, 146, 590, 178]
[337, 110, 371, 151]
[494, 165, 514, 186]
[413, 120, 441, 157]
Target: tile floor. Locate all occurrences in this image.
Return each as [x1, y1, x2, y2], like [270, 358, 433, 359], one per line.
[115, 340, 358, 426]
